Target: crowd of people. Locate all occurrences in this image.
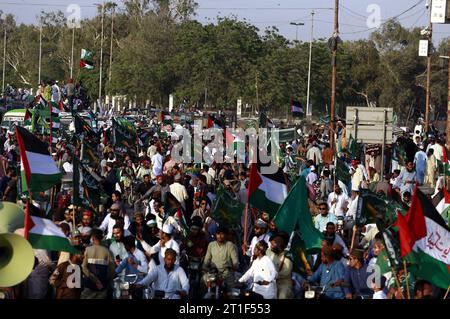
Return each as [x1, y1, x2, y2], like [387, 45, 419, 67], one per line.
[0, 95, 448, 300]
[1, 79, 89, 111]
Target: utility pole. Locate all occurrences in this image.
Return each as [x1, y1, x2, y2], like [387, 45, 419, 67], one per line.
[306, 10, 315, 118]
[108, 3, 115, 84]
[97, 2, 105, 114]
[425, 6, 433, 133]
[255, 71, 260, 116]
[2, 26, 6, 95]
[440, 53, 450, 152]
[290, 22, 304, 42]
[330, 0, 339, 149]
[70, 26, 75, 78]
[38, 25, 42, 85]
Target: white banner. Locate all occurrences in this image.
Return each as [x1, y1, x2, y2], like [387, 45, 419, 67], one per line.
[431, 0, 448, 23]
[169, 94, 174, 112]
[237, 98, 242, 118]
[419, 40, 429, 57]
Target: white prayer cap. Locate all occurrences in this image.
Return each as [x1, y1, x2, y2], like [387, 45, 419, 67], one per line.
[162, 224, 173, 235]
[310, 165, 316, 171]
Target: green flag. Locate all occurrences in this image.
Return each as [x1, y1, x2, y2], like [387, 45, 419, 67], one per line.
[356, 189, 404, 227]
[335, 157, 351, 185]
[273, 177, 323, 254]
[112, 117, 137, 155]
[211, 185, 245, 226]
[393, 143, 407, 167]
[81, 139, 100, 167]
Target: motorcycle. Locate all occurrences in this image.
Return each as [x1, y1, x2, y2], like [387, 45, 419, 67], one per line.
[303, 283, 328, 299]
[227, 282, 264, 300]
[203, 267, 225, 299]
[113, 274, 139, 299]
[126, 180, 141, 207]
[187, 255, 203, 299]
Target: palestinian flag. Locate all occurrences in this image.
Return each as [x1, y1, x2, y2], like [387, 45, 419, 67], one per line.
[16, 126, 61, 193]
[24, 108, 32, 122]
[36, 95, 48, 109]
[396, 187, 450, 289]
[80, 59, 94, 70]
[259, 111, 274, 129]
[247, 162, 288, 217]
[207, 114, 223, 129]
[434, 189, 450, 224]
[291, 100, 304, 117]
[25, 202, 78, 253]
[80, 49, 94, 70]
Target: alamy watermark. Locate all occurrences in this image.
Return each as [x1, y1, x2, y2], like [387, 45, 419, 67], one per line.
[66, 4, 82, 29]
[169, 120, 280, 174]
[366, 4, 382, 29]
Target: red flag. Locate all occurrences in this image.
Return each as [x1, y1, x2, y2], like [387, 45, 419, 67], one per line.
[207, 115, 214, 129]
[445, 188, 450, 204]
[396, 212, 415, 257]
[396, 186, 427, 256]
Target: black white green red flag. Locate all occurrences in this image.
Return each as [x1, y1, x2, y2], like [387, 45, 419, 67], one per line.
[16, 126, 61, 193]
[396, 187, 450, 289]
[247, 162, 288, 217]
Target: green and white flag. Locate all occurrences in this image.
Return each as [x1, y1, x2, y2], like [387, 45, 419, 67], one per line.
[81, 48, 93, 60]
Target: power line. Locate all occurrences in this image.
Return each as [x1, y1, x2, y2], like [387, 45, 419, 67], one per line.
[340, 0, 426, 35]
[410, 8, 428, 27]
[340, 0, 425, 23]
[0, 1, 97, 8]
[315, 19, 368, 29]
[339, 4, 367, 20]
[197, 7, 335, 11]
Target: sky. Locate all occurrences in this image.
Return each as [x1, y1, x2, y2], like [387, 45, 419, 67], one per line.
[0, 0, 449, 44]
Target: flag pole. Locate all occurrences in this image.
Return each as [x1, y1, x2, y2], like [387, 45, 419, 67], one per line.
[391, 267, 404, 299]
[350, 225, 357, 251]
[243, 202, 249, 255]
[403, 260, 411, 299]
[444, 285, 450, 299]
[24, 192, 33, 240]
[298, 246, 313, 276]
[72, 205, 76, 232]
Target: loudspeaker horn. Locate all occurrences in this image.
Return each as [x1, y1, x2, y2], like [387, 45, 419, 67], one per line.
[0, 233, 35, 288]
[0, 202, 25, 233]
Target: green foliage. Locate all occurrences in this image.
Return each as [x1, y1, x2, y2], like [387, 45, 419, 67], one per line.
[1, 10, 449, 123]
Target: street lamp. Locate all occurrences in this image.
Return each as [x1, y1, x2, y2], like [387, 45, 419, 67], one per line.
[290, 22, 304, 42]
